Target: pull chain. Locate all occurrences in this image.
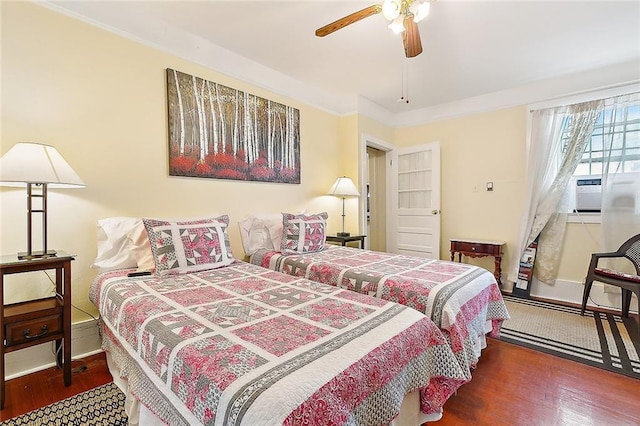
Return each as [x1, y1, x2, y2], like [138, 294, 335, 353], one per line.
[398, 58, 410, 104]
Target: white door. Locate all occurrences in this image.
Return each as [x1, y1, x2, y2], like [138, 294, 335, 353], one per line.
[388, 141, 441, 258]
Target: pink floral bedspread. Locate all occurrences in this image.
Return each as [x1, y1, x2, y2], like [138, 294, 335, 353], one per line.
[90, 261, 467, 426]
[251, 246, 510, 379]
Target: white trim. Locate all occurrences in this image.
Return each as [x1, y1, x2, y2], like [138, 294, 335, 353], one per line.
[38, 2, 640, 127]
[5, 318, 102, 380]
[39, 1, 354, 117]
[529, 278, 638, 314]
[359, 134, 394, 249]
[567, 212, 601, 224]
[394, 60, 640, 127]
[528, 82, 640, 111]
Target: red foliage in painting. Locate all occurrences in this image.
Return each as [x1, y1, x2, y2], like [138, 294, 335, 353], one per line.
[249, 165, 276, 181]
[253, 157, 269, 168]
[216, 168, 246, 180]
[195, 162, 213, 176]
[279, 167, 299, 182]
[205, 152, 250, 174]
[170, 156, 197, 175]
[208, 152, 236, 168]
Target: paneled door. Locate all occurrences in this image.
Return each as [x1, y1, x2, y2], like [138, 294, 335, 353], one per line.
[388, 141, 440, 259]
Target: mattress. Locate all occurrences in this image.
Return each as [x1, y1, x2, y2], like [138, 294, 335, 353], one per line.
[251, 246, 510, 379]
[90, 261, 467, 425]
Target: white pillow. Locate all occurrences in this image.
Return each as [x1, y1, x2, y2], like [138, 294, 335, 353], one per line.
[239, 211, 307, 255]
[239, 214, 278, 256]
[91, 217, 141, 271]
[128, 221, 155, 271]
[93, 215, 214, 271]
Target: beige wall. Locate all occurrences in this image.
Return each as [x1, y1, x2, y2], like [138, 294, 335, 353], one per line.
[557, 222, 601, 283]
[393, 107, 602, 294]
[1, 2, 352, 320]
[394, 107, 527, 276]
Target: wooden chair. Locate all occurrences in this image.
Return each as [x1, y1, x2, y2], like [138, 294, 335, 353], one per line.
[580, 233, 640, 318]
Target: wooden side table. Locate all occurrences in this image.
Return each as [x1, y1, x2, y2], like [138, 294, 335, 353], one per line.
[326, 235, 366, 249]
[0, 252, 74, 409]
[450, 239, 505, 285]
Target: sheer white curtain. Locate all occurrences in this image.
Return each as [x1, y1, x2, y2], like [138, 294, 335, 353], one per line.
[600, 93, 640, 276]
[510, 100, 604, 286]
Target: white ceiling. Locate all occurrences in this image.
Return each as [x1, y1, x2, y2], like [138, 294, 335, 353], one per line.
[45, 1, 640, 123]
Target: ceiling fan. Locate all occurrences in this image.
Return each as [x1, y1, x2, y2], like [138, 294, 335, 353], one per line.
[315, 0, 433, 58]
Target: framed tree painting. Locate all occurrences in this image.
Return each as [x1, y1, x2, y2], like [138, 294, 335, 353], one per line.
[166, 68, 300, 183]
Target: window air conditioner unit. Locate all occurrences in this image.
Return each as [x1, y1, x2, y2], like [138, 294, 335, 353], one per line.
[575, 178, 602, 212]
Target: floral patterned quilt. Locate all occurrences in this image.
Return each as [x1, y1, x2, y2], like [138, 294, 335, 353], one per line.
[90, 261, 467, 426]
[251, 246, 510, 379]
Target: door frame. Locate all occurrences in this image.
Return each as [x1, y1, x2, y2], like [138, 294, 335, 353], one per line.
[359, 134, 394, 250]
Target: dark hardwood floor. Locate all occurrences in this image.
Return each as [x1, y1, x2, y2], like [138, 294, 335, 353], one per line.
[0, 353, 112, 421]
[434, 338, 639, 426]
[0, 340, 638, 425]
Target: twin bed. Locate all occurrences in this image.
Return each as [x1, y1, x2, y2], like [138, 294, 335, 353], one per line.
[89, 213, 509, 425]
[250, 246, 508, 379]
[242, 213, 510, 380]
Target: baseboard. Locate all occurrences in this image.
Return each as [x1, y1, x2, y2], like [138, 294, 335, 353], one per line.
[528, 278, 639, 313]
[5, 318, 103, 380]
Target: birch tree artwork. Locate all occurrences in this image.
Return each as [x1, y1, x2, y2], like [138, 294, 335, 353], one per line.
[166, 69, 300, 183]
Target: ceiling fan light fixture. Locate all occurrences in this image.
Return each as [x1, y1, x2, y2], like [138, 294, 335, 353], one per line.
[381, 0, 402, 20]
[410, 1, 431, 23]
[388, 16, 406, 34]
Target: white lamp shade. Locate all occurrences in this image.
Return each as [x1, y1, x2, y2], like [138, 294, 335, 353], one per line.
[328, 176, 360, 197]
[0, 142, 85, 188]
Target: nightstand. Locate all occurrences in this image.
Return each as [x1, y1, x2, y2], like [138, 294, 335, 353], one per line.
[326, 235, 366, 249]
[0, 252, 74, 409]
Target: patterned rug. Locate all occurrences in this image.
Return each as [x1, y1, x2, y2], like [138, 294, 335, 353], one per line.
[500, 295, 640, 379]
[0, 382, 127, 425]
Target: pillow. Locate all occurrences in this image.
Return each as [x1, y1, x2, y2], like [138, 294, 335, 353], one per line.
[143, 215, 235, 276]
[280, 212, 328, 254]
[238, 211, 307, 255]
[91, 217, 141, 271]
[238, 214, 277, 256]
[127, 222, 155, 271]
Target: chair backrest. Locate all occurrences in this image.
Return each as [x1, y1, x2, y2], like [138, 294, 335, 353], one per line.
[621, 234, 640, 274]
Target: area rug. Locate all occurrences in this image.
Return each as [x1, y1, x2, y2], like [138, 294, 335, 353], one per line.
[499, 295, 640, 379]
[0, 382, 127, 426]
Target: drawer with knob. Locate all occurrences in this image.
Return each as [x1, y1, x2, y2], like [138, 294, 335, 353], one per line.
[453, 241, 501, 256]
[3, 297, 64, 348]
[5, 314, 62, 346]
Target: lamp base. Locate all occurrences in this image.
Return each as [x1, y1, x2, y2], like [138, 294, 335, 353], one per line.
[336, 232, 351, 237]
[18, 250, 57, 260]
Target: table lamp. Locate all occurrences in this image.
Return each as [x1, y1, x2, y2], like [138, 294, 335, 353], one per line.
[0, 142, 85, 259]
[328, 176, 360, 237]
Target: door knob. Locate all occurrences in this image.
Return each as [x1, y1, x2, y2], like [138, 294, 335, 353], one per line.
[431, 210, 440, 215]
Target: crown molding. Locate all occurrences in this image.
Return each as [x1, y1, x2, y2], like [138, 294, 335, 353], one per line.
[37, 2, 640, 129]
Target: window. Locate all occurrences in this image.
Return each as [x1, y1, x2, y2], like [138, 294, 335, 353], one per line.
[564, 98, 640, 218]
[566, 102, 640, 177]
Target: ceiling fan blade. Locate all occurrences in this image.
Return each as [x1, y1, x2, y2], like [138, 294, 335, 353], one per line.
[315, 5, 382, 37]
[403, 17, 423, 58]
